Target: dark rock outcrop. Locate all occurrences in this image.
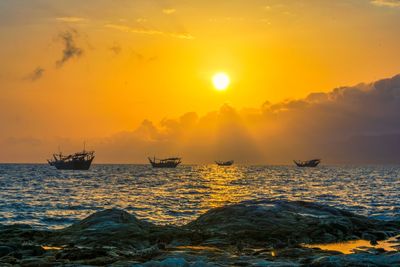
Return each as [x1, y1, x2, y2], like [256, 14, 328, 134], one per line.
[309, 253, 400, 267]
[49, 208, 160, 249]
[1, 201, 399, 266]
[186, 200, 399, 245]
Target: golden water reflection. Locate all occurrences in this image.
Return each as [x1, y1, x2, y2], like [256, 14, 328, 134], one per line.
[303, 235, 400, 254]
[196, 165, 248, 209]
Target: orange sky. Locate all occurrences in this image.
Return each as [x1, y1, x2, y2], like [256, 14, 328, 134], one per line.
[1, 0, 400, 163]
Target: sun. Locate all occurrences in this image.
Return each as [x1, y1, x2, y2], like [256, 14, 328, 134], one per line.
[212, 72, 230, 91]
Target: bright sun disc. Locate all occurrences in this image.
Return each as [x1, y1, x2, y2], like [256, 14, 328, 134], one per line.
[212, 73, 230, 91]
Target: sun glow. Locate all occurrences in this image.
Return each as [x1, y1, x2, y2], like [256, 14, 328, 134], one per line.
[212, 73, 230, 91]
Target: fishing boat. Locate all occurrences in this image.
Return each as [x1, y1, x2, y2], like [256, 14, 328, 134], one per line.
[148, 157, 181, 168]
[215, 160, 234, 166]
[294, 159, 321, 168]
[48, 149, 95, 170]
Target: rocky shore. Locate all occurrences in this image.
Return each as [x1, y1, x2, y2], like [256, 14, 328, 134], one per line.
[1, 200, 400, 266]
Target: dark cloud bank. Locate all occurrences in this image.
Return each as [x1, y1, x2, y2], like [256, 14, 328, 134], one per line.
[97, 74, 400, 164]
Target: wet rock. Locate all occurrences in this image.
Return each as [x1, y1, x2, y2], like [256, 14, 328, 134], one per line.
[138, 260, 161, 267]
[56, 247, 109, 261]
[20, 257, 54, 267]
[0, 245, 14, 257]
[20, 244, 46, 257]
[137, 258, 211, 267]
[251, 260, 300, 267]
[111, 260, 142, 266]
[274, 247, 324, 258]
[310, 253, 400, 267]
[190, 260, 215, 267]
[79, 256, 117, 265]
[0, 225, 49, 244]
[186, 200, 399, 245]
[362, 232, 377, 241]
[0, 255, 18, 264]
[50, 208, 159, 249]
[159, 257, 190, 267]
[1, 201, 399, 266]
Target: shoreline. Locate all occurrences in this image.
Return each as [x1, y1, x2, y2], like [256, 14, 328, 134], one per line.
[1, 199, 399, 266]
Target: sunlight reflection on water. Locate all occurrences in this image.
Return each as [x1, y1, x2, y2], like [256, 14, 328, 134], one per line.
[0, 164, 399, 229]
[303, 235, 400, 254]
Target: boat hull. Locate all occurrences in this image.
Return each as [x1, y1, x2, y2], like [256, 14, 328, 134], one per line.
[50, 158, 94, 170]
[150, 162, 180, 168]
[215, 161, 234, 166]
[294, 159, 320, 168]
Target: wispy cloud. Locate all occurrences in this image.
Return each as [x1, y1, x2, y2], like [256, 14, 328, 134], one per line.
[109, 42, 122, 55]
[56, 29, 83, 68]
[371, 0, 400, 7]
[56, 17, 86, 23]
[162, 8, 176, 15]
[105, 24, 194, 40]
[25, 67, 45, 81]
[136, 18, 148, 23]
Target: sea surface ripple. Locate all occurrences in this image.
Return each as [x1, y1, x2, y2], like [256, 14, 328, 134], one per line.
[0, 164, 399, 229]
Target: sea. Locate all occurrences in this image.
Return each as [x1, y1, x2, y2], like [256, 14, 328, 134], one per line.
[0, 164, 399, 229]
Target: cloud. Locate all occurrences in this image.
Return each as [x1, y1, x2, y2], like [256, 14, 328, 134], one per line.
[56, 17, 86, 22]
[371, 0, 400, 7]
[56, 29, 83, 68]
[105, 24, 194, 40]
[136, 18, 148, 23]
[97, 106, 262, 163]
[162, 8, 176, 14]
[25, 67, 45, 81]
[96, 74, 400, 164]
[109, 42, 122, 55]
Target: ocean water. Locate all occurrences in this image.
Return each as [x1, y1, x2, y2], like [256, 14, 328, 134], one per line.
[0, 164, 399, 229]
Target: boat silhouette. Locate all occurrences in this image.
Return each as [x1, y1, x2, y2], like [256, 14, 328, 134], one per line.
[215, 160, 234, 166]
[148, 157, 181, 168]
[48, 149, 95, 170]
[294, 159, 321, 168]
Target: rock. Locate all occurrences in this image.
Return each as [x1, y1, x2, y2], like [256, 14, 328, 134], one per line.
[56, 247, 110, 261]
[190, 260, 214, 267]
[185, 200, 399, 245]
[20, 245, 45, 256]
[275, 248, 322, 258]
[252, 260, 300, 267]
[160, 257, 190, 267]
[0, 245, 14, 257]
[20, 257, 54, 267]
[80, 256, 117, 265]
[111, 260, 142, 266]
[141, 260, 161, 267]
[0, 255, 18, 264]
[132, 244, 161, 259]
[51, 208, 159, 249]
[0, 201, 399, 267]
[362, 232, 377, 241]
[0, 225, 49, 245]
[310, 253, 400, 266]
